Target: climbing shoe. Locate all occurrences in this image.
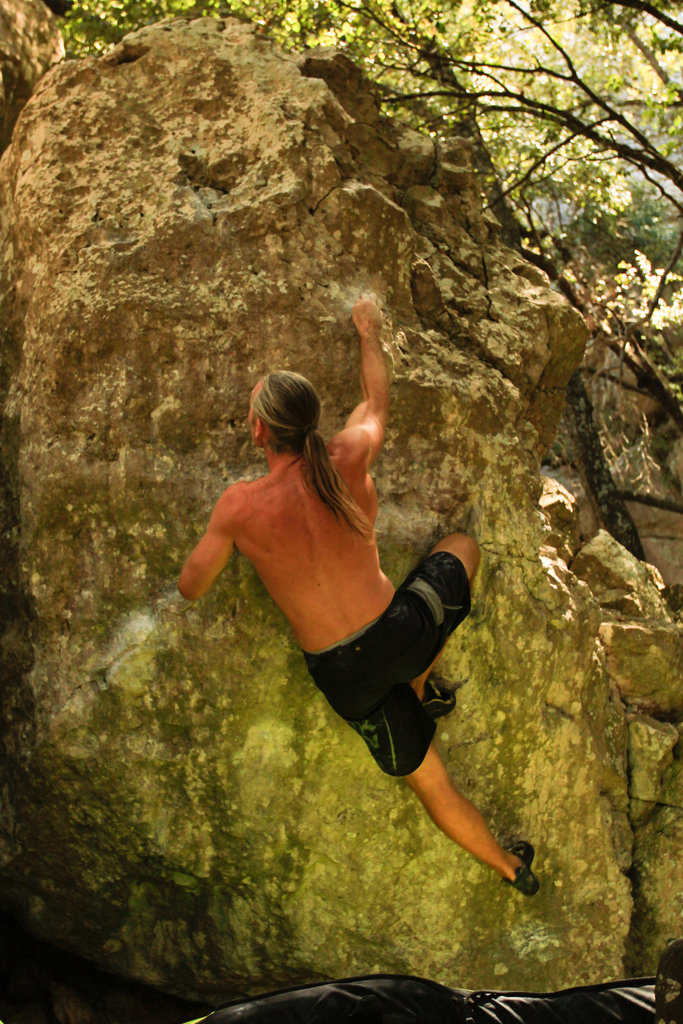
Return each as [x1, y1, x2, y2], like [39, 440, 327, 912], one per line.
[422, 679, 456, 719]
[504, 840, 539, 896]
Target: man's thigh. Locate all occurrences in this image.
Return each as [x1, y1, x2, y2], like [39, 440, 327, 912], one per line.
[346, 684, 436, 777]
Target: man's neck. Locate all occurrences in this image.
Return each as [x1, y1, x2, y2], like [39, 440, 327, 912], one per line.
[264, 447, 304, 475]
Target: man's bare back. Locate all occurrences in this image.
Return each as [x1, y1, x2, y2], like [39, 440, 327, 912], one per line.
[209, 449, 395, 651]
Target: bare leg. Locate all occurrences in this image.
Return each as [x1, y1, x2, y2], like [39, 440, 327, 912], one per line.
[405, 539, 535, 888]
[430, 532, 481, 581]
[405, 743, 521, 880]
[411, 532, 481, 701]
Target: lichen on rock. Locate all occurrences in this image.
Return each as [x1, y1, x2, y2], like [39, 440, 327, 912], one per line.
[0, 14, 678, 1001]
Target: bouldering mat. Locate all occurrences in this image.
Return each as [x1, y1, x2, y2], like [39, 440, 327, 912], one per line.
[183, 972, 655, 1023]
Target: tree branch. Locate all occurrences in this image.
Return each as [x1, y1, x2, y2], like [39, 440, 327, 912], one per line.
[608, 0, 683, 36]
[381, 41, 683, 206]
[489, 120, 615, 206]
[620, 490, 683, 515]
[584, 367, 653, 398]
[504, 0, 675, 167]
[624, 25, 682, 98]
[601, 334, 683, 432]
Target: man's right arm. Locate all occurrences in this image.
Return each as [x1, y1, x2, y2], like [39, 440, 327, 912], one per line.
[328, 294, 389, 469]
[177, 487, 240, 600]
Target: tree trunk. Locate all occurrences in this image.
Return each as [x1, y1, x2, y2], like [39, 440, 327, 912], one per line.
[565, 369, 645, 559]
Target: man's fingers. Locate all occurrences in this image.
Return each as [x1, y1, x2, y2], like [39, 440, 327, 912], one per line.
[354, 292, 380, 309]
[352, 294, 383, 333]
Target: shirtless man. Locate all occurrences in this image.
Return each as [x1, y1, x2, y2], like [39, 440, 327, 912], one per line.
[178, 295, 539, 896]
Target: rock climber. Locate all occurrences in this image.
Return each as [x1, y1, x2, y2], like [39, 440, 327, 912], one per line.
[178, 294, 539, 895]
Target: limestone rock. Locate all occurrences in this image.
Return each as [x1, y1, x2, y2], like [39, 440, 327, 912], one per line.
[628, 715, 679, 823]
[627, 500, 683, 589]
[0, 0, 63, 153]
[630, 756, 683, 974]
[599, 621, 683, 715]
[296, 48, 382, 124]
[0, 16, 647, 1000]
[539, 475, 580, 563]
[571, 530, 683, 970]
[572, 530, 670, 621]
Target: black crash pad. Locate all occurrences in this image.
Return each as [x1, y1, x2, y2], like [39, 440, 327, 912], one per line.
[192, 973, 655, 1023]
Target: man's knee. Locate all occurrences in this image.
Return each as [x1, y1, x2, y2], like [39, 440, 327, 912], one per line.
[431, 532, 480, 582]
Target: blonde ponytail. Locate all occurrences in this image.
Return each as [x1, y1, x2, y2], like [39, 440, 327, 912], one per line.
[252, 372, 370, 538]
[303, 428, 370, 537]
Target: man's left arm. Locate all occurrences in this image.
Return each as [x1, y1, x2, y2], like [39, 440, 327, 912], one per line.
[328, 295, 389, 471]
[177, 492, 236, 601]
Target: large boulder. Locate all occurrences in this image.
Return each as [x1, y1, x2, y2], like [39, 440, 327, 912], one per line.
[0, 0, 63, 153]
[1, 16, 669, 1001]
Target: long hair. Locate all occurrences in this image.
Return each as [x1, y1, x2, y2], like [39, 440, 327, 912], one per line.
[251, 371, 370, 538]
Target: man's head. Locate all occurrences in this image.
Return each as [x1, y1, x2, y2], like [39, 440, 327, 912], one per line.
[250, 372, 320, 454]
[249, 370, 369, 536]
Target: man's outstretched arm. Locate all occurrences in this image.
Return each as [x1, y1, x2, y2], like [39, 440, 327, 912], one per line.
[330, 294, 390, 467]
[178, 492, 236, 600]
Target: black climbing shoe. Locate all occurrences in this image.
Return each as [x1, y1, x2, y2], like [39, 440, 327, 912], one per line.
[504, 840, 539, 896]
[422, 679, 456, 719]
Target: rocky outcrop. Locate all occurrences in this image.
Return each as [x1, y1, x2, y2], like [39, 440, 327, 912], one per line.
[571, 530, 671, 621]
[550, 345, 683, 588]
[565, 527, 683, 973]
[0, 0, 63, 153]
[630, 759, 683, 974]
[1, 15, 676, 1002]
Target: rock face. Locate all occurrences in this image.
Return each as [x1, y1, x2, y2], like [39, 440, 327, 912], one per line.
[568, 529, 683, 972]
[0, 0, 64, 154]
[0, 16, 678, 1001]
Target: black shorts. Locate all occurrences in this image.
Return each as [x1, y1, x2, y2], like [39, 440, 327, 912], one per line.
[302, 551, 471, 776]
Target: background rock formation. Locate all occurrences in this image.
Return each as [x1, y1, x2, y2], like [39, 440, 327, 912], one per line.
[0, 16, 680, 1001]
[0, 0, 64, 154]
